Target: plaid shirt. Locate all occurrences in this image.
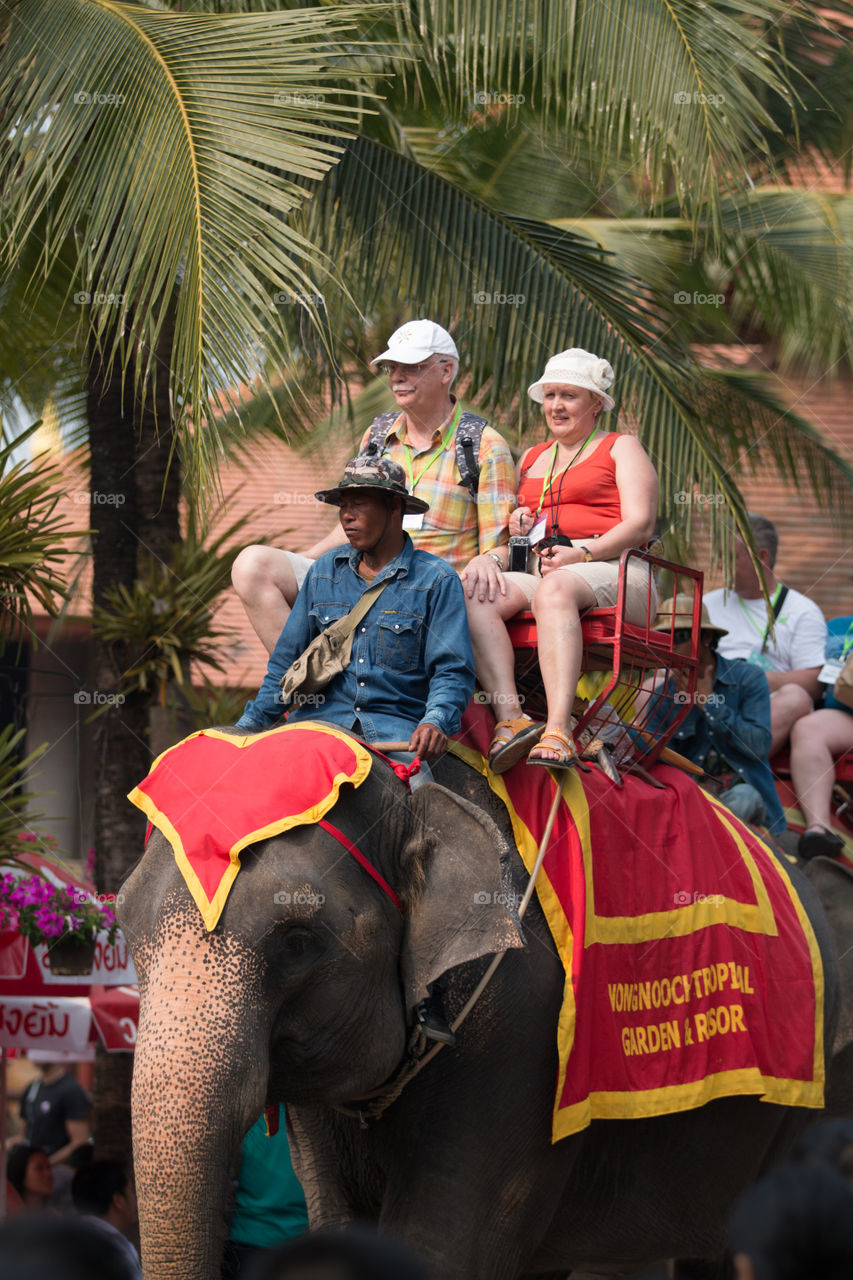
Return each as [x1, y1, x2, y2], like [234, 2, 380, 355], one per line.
[359, 402, 515, 569]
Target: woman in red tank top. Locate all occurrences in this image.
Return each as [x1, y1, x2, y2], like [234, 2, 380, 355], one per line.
[464, 348, 659, 771]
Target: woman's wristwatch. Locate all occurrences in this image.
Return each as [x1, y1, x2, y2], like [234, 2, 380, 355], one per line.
[488, 553, 505, 569]
[578, 546, 594, 562]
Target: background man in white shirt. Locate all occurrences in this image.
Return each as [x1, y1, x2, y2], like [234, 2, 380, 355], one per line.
[704, 513, 827, 756]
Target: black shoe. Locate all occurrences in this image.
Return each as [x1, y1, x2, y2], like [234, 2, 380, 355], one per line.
[798, 826, 845, 861]
[415, 999, 456, 1046]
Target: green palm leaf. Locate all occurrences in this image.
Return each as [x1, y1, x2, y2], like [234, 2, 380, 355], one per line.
[718, 189, 853, 375]
[0, 0, 384, 478]
[0, 423, 81, 648]
[293, 136, 853, 545]
[411, 0, 809, 230]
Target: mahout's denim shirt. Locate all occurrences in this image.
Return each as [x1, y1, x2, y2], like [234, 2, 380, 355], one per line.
[237, 536, 474, 741]
[663, 653, 786, 835]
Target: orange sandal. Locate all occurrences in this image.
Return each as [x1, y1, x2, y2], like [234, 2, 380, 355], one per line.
[527, 727, 578, 770]
[488, 715, 545, 775]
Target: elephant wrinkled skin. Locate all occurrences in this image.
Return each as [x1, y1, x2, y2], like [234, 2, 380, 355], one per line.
[120, 747, 841, 1280]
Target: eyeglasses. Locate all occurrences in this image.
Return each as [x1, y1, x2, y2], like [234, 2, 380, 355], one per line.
[379, 359, 446, 378]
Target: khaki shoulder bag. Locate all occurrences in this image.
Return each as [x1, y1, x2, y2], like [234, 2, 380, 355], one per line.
[279, 579, 389, 708]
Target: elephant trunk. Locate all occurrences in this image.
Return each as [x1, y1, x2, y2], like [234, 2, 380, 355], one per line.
[131, 910, 269, 1280]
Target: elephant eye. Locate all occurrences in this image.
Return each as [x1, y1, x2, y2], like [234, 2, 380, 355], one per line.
[280, 927, 316, 959]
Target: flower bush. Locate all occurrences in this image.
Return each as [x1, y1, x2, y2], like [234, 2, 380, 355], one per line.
[0, 867, 118, 947]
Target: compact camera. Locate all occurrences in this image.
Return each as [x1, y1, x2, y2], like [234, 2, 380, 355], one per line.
[507, 536, 531, 573]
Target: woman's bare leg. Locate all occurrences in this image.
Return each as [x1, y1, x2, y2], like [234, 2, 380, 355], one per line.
[531, 571, 596, 760]
[465, 582, 531, 722]
[790, 708, 853, 831]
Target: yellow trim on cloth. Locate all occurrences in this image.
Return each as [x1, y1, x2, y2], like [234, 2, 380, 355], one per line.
[448, 739, 826, 1140]
[129, 724, 372, 930]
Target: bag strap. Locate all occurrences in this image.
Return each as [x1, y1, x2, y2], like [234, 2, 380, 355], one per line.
[330, 577, 390, 640]
[455, 411, 487, 496]
[362, 410, 487, 496]
[760, 584, 789, 654]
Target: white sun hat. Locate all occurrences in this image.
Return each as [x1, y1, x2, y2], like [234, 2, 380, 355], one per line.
[370, 319, 459, 365]
[527, 348, 616, 411]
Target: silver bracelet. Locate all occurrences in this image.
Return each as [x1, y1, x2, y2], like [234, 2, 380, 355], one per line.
[487, 553, 505, 569]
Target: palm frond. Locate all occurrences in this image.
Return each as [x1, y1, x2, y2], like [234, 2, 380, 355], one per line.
[0, 422, 82, 648]
[0, 727, 50, 864]
[90, 502, 256, 700]
[718, 189, 853, 375]
[410, 0, 809, 230]
[238, 133, 853, 553]
[0, 0, 386, 478]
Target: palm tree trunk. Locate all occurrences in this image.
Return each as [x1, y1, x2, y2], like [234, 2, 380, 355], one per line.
[87, 308, 179, 1160]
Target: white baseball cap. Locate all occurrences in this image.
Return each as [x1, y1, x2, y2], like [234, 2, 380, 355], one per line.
[527, 348, 616, 411]
[371, 319, 459, 365]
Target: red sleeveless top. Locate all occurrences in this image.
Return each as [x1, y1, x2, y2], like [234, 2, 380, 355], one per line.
[517, 432, 622, 539]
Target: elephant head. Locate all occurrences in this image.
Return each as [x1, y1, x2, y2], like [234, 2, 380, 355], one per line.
[119, 755, 522, 1279]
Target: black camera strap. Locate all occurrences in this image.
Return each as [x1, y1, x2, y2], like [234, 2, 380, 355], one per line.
[760, 585, 789, 654]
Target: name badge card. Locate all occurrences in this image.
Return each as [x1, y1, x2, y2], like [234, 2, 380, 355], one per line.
[529, 516, 547, 545]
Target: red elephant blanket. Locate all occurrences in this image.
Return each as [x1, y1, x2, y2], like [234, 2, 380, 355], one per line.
[128, 725, 373, 930]
[451, 704, 825, 1142]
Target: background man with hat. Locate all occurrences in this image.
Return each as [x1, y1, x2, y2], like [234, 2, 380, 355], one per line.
[648, 594, 786, 835]
[231, 319, 516, 653]
[235, 455, 474, 770]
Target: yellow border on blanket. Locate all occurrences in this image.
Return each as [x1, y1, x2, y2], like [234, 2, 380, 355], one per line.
[128, 724, 372, 931]
[448, 740, 579, 1134]
[448, 740, 826, 1139]
[582, 786, 778, 944]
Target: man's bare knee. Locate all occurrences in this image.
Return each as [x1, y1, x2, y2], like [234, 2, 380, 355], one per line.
[232, 545, 299, 609]
[770, 683, 813, 752]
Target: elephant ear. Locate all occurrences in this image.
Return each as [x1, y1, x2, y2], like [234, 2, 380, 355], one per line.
[400, 781, 525, 1012]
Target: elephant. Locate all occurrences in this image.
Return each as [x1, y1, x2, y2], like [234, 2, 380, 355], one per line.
[120, 738, 842, 1280]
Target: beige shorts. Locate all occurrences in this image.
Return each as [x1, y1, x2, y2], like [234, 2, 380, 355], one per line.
[504, 556, 657, 625]
[283, 551, 314, 589]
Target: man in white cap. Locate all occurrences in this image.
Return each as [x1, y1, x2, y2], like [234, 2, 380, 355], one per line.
[232, 319, 516, 653]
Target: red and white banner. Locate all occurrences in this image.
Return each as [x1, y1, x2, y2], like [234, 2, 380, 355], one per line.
[0, 853, 138, 1053]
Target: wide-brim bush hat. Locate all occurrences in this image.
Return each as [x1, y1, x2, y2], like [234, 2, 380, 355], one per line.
[528, 348, 616, 411]
[370, 319, 459, 365]
[652, 593, 728, 639]
[315, 455, 430, 515]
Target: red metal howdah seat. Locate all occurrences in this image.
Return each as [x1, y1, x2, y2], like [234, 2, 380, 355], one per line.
[503, 549, 704, 777]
